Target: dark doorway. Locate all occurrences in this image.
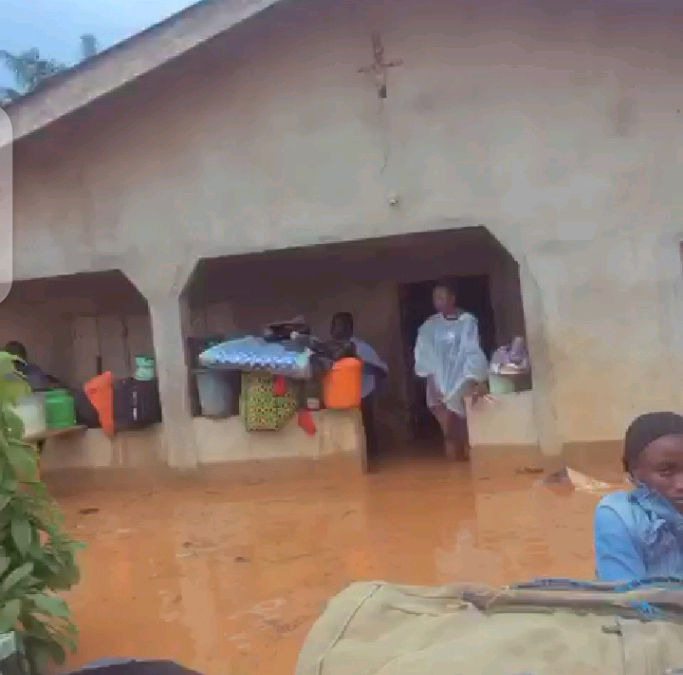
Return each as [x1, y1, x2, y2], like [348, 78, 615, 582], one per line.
[398, 275, 495, 442]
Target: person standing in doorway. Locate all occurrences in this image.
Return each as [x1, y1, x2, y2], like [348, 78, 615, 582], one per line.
[330, 312, 388, 459]
[413, 279, 489, 460]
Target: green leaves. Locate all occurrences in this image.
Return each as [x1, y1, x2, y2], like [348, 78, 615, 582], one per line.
[0, 352, 20, 379]
[0, 599, 21, 632]
[0, 48, 66, 95]
[0, 352, 82, 673]
[0, 354, 30, 405]
[1, 562, 33, 593]
[0, 494, 12, 513]
[11, 518, 32, 555]
[27, 593, 69, 618]
[6, 446, 38, 485]
[3, 409, 24, 439]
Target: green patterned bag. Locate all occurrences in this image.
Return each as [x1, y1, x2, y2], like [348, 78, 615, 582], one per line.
[239, 372, 298, 431]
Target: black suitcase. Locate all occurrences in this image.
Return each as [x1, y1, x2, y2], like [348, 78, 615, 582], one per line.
[113, 378, 162, 432]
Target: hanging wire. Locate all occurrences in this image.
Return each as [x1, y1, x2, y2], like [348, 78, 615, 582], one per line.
[377, 97, 391, 175]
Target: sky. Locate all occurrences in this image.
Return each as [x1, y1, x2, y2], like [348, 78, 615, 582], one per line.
[0, 0, 194, 87]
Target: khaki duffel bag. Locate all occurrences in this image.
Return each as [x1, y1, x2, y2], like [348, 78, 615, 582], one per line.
[296, 578, 683, 675]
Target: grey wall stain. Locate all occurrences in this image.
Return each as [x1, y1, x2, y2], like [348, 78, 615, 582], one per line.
[609, 92, 638, 138]
[569, 68, 606, 88]
[413, 92, 438, 114]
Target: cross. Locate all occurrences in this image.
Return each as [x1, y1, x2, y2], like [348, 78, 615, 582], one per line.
[358, 33, 403, 100]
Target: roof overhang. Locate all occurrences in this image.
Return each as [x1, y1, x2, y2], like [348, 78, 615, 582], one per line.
[2, 0, 285, 144]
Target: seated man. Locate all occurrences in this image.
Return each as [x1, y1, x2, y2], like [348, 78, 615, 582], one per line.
[4, 341, 100, 444]
[4, 341, 64, 390]
[330, 312, 388, 459]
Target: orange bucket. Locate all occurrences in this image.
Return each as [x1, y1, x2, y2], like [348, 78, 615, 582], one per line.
[323, 357, 363, 409]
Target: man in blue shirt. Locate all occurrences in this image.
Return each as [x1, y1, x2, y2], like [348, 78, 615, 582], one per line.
[330, 313, 388, 460]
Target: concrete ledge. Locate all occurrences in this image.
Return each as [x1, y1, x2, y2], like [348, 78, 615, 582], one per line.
[40, 409, 365, 474]
[196, 451, 365, 484]
[466, 390, 538, 447]
[41, 425, 163, 472]
[192, 408, 365, 464]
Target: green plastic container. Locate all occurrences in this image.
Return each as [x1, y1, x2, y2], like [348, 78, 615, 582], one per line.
[44, 389, 77, 428]
[488, 373, 517, 395]
[135, 355, 156, 381]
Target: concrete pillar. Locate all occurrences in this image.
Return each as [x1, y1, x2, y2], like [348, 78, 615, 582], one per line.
[519, 259, 563, 459]
[122, 256, 200, 470]
[147, 293, 198, 469]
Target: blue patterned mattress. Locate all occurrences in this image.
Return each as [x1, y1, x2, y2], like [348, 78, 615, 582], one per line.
[198, 337, 311, 380]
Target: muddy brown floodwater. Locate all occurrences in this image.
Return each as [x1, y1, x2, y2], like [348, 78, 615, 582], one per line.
[50, 454, 609, 675]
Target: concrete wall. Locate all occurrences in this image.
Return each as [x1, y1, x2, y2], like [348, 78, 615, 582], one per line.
[467, 393, 538, 448]
[10, 0, 683, 465]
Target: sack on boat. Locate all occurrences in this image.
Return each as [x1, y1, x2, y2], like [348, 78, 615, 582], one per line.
[296, 578, 683, 675]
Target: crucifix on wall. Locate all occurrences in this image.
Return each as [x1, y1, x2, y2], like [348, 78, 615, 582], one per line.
[358, 33, 403, 99]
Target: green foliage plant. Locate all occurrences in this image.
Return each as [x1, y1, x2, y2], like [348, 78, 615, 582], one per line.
[0, 352, 81, 673]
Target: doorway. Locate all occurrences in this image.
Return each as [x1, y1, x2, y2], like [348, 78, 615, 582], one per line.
[398, 275, 496, 443]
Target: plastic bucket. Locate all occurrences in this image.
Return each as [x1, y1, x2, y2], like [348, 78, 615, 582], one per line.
[488, 373, 517, 395]
[44, 389, 77, 428]
[322, 358, 363, 409]
[10, 394, 47, 438]
[194, 369, 236, 418]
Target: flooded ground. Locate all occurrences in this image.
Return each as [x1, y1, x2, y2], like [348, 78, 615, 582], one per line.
[51, 452, 613, 675]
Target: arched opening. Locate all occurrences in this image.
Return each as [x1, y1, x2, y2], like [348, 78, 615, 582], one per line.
[0, 270, 159, 471]
[184, 225, 532, 470]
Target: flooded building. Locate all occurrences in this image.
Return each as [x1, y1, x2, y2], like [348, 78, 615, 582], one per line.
[3, 0, 683, 474]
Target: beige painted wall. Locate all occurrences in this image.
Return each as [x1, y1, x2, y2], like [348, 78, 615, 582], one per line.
[9, 0, 683, 464]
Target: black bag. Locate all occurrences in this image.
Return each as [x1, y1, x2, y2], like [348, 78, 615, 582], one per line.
[263, 315, 310, 342]
[113, 379, 162, 432]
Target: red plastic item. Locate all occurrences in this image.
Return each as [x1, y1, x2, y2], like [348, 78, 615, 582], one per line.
[297, 409, 317, 436]
[273, 375, 287, 396]
[84, 371, 114, 438]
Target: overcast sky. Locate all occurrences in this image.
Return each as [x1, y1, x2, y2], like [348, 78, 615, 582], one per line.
[0, 0, 193, 86]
